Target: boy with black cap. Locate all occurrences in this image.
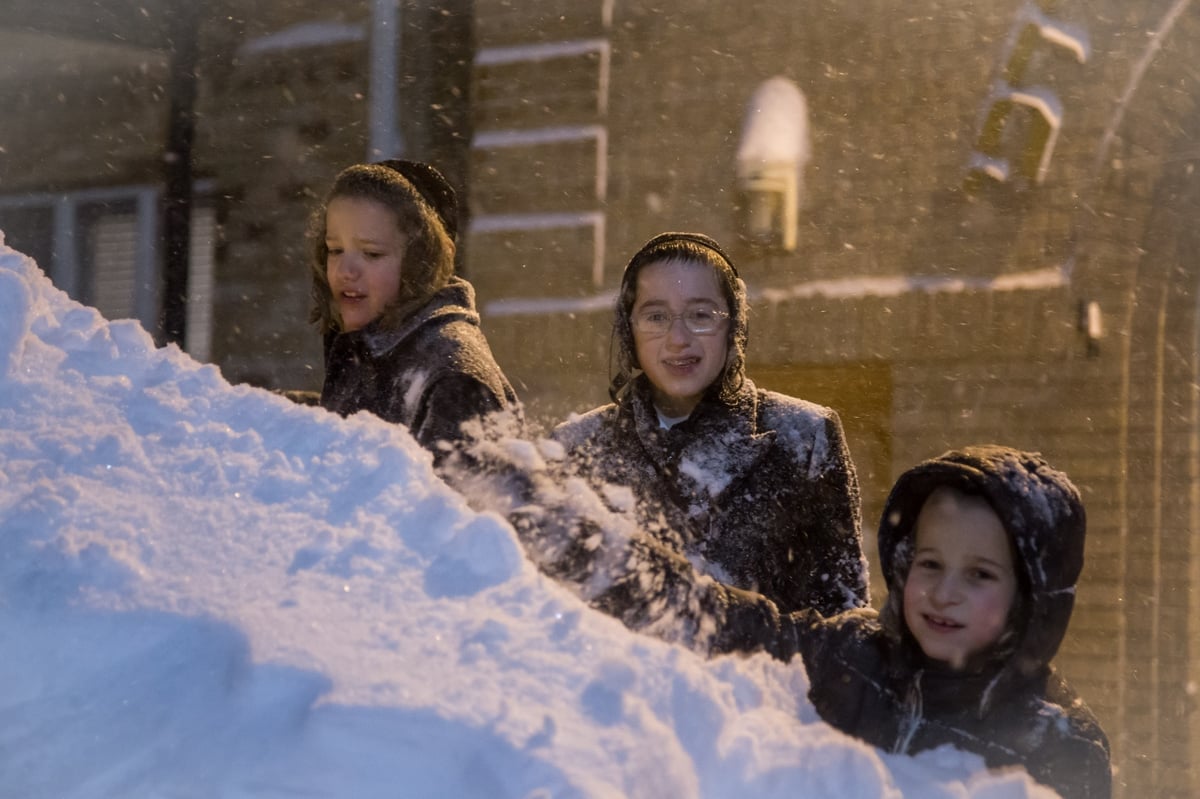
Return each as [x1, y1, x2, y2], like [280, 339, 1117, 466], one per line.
[303, 159, 520, 460]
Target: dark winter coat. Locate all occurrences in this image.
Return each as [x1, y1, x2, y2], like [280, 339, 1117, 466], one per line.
[321, 276, 519, 458]
[711, 446, 1111, 799]
[553, 375, 868, 616]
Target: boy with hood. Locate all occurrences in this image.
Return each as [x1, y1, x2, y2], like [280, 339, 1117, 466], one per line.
[576, 445, 1111, 798]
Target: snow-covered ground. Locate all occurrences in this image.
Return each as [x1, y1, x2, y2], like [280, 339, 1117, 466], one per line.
[0, 237, 1055, 798]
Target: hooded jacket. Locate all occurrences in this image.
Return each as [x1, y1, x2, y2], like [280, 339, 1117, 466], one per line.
[553, 374, 868, 616]
[321, 276, 519, 457]
[705, 446, 1111, 799]
[535, 443, 1109, 795]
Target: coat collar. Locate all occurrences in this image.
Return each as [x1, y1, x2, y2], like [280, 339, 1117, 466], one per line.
[624, 376, 776, 504]
[329, 277, 481, 359]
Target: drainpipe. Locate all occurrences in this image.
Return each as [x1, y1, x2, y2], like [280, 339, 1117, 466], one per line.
[369, 0, 403, 160]
[161, 2, 200, 348]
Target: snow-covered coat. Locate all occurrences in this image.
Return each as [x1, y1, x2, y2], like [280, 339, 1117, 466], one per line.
[711, 446, 1111, 799]
[553, 375, 868, 616]
[321, 276, 519, 458]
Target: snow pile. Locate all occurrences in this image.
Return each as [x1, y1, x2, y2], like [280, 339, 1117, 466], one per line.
[0, 237, 1055, 798]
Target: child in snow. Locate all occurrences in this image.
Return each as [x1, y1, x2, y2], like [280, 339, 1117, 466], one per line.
[303, 159, 520, 460]
[595, 444, 1111, 799]
[552, 232, 868, 616]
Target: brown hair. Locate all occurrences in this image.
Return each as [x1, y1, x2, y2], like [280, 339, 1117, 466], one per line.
[307, 162, 456, 334]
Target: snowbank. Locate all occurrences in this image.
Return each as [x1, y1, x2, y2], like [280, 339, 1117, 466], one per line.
[0, 237, 1054, 798]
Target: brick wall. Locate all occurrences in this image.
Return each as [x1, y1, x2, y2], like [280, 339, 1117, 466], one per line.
[200, 2, 373, 389]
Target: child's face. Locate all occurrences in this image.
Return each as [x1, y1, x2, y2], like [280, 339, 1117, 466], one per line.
[902, 488, 1018, 669]
[325, 197, 407, 332]
[632, 259, 729, 417]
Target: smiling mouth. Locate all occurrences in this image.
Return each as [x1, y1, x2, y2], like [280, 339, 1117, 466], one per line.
[663, 357, 700, 368]
[922, 613, 964, 631]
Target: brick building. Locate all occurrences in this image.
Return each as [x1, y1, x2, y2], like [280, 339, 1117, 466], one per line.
[1, 1, 1198, 794]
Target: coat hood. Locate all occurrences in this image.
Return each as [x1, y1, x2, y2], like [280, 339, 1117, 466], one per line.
[608, 232, 749, 404]
[878, 445, 1086, 681]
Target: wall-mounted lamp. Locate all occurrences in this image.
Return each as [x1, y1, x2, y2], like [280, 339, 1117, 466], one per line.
[735, 77, 810, 253]
[1079, 299, 1102, 356]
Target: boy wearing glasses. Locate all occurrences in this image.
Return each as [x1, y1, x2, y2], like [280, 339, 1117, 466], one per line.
[553, 232, 869, 617]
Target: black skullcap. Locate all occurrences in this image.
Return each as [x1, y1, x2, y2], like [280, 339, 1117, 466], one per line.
[623, 231, 739, 279]
[374, 159, 459, 242]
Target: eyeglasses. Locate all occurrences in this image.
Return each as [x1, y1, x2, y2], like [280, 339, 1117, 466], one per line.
[632, 307, 730, 337]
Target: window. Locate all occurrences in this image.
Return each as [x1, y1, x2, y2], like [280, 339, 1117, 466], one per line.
[0, 186, 215, 361]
